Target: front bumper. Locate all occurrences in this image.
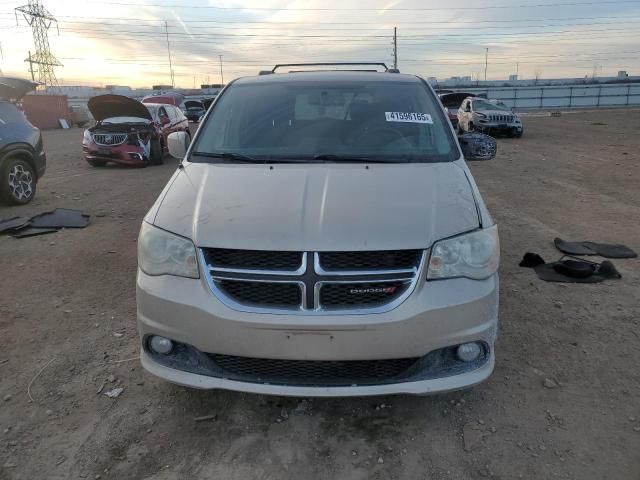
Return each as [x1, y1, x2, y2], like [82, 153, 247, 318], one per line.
[477, 121, 523, 134]
[137, 269, 499, 396]
[83, 143, 148, 166]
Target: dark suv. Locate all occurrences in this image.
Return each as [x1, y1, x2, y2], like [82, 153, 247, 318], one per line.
[0, 77, 46, 205]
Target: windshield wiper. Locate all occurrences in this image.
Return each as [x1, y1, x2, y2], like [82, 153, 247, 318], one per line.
[312, 154, 404, 163]
[191, 151, 261, 163]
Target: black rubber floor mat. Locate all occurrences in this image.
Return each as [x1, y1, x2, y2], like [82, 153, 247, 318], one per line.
[554, 237, 637, 259]
[535, 259, 621, 283]
[28, 208, 90, 229]
[0, 216, 30, 233]
[520, 253, 621, 283]
[11, 227, 58, 238]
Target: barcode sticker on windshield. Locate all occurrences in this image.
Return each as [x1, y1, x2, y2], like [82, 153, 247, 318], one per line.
[385, 112, 433, 124]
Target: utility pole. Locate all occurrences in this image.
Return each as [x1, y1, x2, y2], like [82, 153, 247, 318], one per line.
[218, 54, 224, 84]
[164, 21, 174, 87]
[484, 47, 488, 82]
[15, 0, 62, 90]
[393, 27, 398, 70]
[516, 62, 519, 78]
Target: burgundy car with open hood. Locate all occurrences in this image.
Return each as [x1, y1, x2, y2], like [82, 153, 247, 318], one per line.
[82, 94, 163, 167]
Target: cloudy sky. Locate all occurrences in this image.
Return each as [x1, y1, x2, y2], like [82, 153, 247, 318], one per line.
[0, 0, 639, 87]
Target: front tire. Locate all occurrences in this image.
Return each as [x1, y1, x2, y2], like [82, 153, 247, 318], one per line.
[1, 157, 37, 205]
[150, 138, 163, 165]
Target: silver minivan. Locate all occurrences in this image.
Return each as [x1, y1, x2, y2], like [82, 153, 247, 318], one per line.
[137, 64, 499, 397]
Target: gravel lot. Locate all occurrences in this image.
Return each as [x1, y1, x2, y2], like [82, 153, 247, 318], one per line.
[1, 110, 639, 479]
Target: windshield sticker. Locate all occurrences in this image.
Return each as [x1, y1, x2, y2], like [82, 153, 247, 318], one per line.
[385, 112, 433, 124]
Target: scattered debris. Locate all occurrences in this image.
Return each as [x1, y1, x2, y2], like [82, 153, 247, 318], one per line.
[377, 457, 384, 464]
[104, 387, 124, 399]
[0, 216, 30, 233]
[107, 374, 116, 383]
[96, 382, 105, 394]
[0, 209, 91, 239]
[113, 332, 124, 338]
[3, 394, 12, 402]
[194, 414, 217, 422]
[27, 357, 56, 403]
[29, 208, 91, 229]
[543, 378, 558, 389]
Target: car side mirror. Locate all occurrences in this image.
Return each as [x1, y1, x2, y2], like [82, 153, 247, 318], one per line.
[167, 131, 190, 159]
[459, 132, 497, 161]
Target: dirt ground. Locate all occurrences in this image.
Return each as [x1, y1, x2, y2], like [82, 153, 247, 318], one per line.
[1, 110, 639, 480]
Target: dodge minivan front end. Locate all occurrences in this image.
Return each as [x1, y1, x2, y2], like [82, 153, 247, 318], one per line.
[136, 67, 499, 396]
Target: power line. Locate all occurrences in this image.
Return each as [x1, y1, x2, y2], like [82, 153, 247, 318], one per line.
[78, 0, 640, 11]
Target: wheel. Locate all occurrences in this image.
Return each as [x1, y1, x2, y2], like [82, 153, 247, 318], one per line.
[150, 138, 163, 165]
[515, 130, 523, 138]
[1, 157, 37, 205]
[87, 158, 107, 167]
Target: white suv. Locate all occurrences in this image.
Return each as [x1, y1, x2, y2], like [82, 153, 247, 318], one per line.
[136, 64, 500, 397]
[458, 97, 523, 138]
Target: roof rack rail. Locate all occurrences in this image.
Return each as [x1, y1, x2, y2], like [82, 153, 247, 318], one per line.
[262, 62, 397, 74]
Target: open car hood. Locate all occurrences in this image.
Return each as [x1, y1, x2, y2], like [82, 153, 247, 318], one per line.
[0, 77, 38, 100]
[88, 94, 152, 122]
[439, 92, 476, 108]
[184, 100, 204, 109]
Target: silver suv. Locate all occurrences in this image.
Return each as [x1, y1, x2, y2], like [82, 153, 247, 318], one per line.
[136, 63, 500, 397]
[458, 97, 523, 138]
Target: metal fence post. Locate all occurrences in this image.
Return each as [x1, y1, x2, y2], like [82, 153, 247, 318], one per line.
[569, 86, 573, 108]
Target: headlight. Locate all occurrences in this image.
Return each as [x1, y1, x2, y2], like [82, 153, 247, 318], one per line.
[138, 222, 199, 278]
[83, 129, 91, 144]
[427, 225, 499, 280]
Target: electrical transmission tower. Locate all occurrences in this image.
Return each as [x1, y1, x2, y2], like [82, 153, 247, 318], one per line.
[15, 0, 62, 90]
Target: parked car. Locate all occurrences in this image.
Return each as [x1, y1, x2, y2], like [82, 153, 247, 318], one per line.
[181, 100, 206, 122]
[137, 63, 499, 397]
[458, 97, 523, 137]
[142, 92, 184, 107]
[438, 92, 477, 129]
[144, 103, 190, 148]
[82, 95, 189, 167]
[0, 77, 46, 205]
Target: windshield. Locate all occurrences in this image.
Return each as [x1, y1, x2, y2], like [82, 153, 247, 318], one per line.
[192, 80, 459, 163]
[473, 99, 511, 112]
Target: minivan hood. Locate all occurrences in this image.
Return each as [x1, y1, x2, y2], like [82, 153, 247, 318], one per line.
[88, 94, 152, 122]
[151, 162, 480, 251]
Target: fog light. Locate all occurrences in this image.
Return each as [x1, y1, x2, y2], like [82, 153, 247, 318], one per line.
[149, 336, 173, 355]
[456, 342, 481, 362]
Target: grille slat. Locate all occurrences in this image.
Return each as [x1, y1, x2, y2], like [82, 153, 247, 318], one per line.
[320, 281, 410, 309]
[209, 354, 419, 386]
[92, 133, 128, 146]
[203, 248, 423, 313]
[204, 248, 302, 271]
[319, 250, 421, 271]
[218, 280, 302, 307]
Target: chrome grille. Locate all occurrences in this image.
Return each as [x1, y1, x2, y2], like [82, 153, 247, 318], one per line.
[489, 114, 514, 123]
[200, 249, 425, 314]
[92, 133, 128, 146]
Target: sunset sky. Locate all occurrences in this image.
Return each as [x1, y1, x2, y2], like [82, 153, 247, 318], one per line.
[1, 0, 639, 87]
